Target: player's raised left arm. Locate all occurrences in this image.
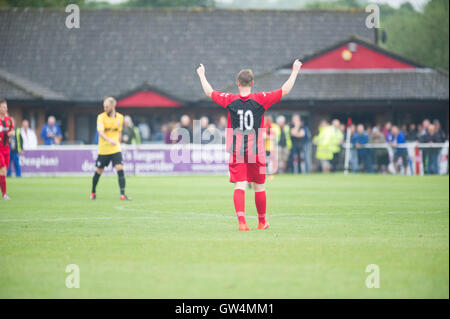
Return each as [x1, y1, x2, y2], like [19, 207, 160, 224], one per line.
[281, 59, 302, 97]
[196, 64, 213, 98]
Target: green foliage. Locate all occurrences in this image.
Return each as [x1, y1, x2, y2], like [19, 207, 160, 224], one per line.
[382, 0, 449, 70]
[118, 0, 215, 8]
[2, 0, 85, 8]
[305, 0, 362, 10]
[304, 0, 449, 70]
[215, 0, 306, 10]
[1, 0, 215, 8]
[1, 0, 447, 69]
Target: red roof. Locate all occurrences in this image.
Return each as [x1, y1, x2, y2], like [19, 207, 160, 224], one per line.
[298, 38, 419, 70]
[117, 89, 181, 108]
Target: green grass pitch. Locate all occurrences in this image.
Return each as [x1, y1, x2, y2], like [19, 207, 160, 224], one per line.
[0, 174, 448, 298]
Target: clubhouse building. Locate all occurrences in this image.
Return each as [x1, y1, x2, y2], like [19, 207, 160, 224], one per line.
[0, 8, 448, 143]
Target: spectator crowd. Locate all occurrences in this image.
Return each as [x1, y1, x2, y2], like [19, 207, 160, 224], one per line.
[313, 118, 448, 175]
[4, 107, 449, 177]
[158, 114, 447, 175]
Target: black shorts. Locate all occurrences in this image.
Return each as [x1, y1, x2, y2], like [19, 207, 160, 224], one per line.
[394, 150, 408, 166]
[96, 152, 123, 169]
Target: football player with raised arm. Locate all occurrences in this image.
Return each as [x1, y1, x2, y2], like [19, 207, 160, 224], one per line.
[196, 59, 302, 231]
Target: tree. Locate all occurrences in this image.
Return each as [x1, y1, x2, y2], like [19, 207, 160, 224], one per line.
[305, 0, 362, 10]
[382, 0, 449, 70]
[304, 0, 449, 70]
[0, 0, 215, 8]
[121, 0, 214, 8]
[1, 0, 85, 8]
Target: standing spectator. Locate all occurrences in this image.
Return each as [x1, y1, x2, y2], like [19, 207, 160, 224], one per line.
[264, 115, 275, 154]
[418, 119, 431, 139]
[165, 122, 176, 144]
[421, 124, 442, 174]
[137, 118, 151, 142]
[153, 124, 165, 142]
[217, 115, 227, 145]
[301, 119, 312, 174]
[40, 116, 62, 145]
[93, 131, 99, 144]
[401, 124, 408, 136]
[418, 119, 432, 167]
[313, 120, 333, 173]
[263, 115, 276, 176]
[121, 115, 141, 145]
[346, 124, 358, 173]
[387, 126, 408, 175]
[174, 115, 192, 144]
[20, 119, 37, 149]
[273, 115, 292, 173]
[406, 123, 418, 141]
[198, 116, 213, 144]
[330, 119, 344, 172]
[205, 124, 222, 144]
[370, 126, 389, 173]
[416, 123, 423, 136]
[7, 118, 23, 177]
[382, 121, 392, 140]
[351, 124, 373, 173]
[433, 119, 447, 142]
[288, 114, 306, 174]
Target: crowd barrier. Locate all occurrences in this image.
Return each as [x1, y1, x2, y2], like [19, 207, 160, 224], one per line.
[15, 142, 449, 177]
[342, 142, 449, 175]
[18, 144, 229, 177]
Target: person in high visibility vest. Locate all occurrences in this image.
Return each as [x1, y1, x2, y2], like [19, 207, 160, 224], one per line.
[121, 115, 142, 145]
[263, 115, 276, 177]
[330, 119, 344, 172]
[313, 120, 334, 172]
[273, 115, 292, 174]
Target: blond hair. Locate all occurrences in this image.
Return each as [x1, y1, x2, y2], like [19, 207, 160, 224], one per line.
[103, 97, 117, 107]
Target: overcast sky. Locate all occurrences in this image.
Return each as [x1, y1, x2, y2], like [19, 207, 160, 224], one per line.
[95, 0, 428, 10]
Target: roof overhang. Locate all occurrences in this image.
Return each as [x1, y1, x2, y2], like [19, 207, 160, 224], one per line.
[115, 83, 184, 108]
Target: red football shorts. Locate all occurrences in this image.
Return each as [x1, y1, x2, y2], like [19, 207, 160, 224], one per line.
[0, 152, 10, 169]
[228, 154, 266, 184]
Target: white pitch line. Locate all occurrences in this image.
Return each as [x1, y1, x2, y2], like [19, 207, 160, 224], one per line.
[114, 206, 236, 219]
[0, 210, 444, 223]
[272, 211, 444, 217]
[0, 216, 158, 223]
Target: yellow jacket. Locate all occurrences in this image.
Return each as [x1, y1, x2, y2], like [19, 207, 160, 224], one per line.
[313, 125, 334, 160]
[272, 124, 292, 149]
[330, 127, 344, 153]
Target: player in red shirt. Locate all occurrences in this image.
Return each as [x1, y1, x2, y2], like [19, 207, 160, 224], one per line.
[196, 59, 302, 231]
[0, 99, 15, 200]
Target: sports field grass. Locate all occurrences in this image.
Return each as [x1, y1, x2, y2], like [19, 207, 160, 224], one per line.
[0, 174, 448, 298]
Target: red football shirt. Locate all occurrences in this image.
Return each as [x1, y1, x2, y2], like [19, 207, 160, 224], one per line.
[0, 115, 14, 153]
[211, 89, 282, 161]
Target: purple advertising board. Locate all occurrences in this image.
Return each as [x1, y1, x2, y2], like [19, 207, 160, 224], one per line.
[19, 145, 229, 176]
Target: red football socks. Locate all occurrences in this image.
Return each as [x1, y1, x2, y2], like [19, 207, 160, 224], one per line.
[255, 190, 266, 224]
[233, 189, 246, 224]
[0, 175, 6, 196]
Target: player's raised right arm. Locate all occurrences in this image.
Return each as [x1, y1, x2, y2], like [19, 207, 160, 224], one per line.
[196, 64, 213, 98]
[281, 59, 302, 97]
